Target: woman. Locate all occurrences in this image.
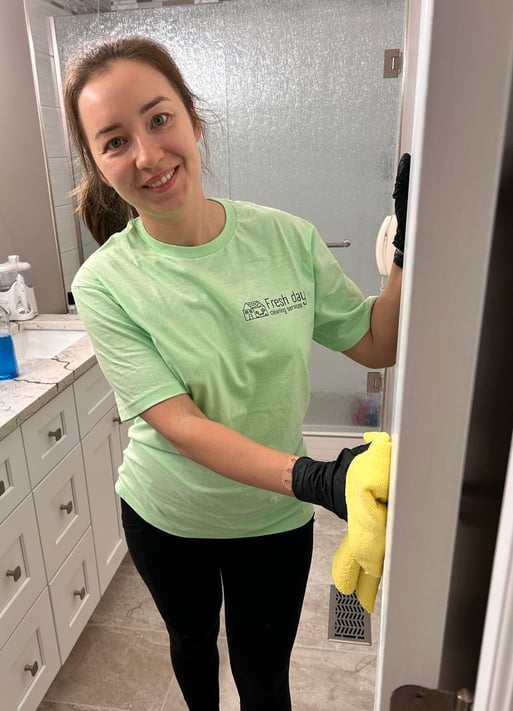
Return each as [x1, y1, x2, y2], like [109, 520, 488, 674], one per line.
[65, 36, 409, 711]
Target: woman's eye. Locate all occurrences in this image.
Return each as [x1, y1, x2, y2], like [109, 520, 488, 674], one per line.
[152, 113, 169, 128]
[106, 136, 125, 151]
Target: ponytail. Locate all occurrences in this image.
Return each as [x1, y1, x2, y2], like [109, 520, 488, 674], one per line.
[73, 171, 136, 246]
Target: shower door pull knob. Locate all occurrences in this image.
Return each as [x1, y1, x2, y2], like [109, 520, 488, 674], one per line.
[326, 240, 351, 248]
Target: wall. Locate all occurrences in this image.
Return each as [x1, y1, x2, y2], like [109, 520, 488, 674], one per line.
[26, 0, 84, 290]
[0, 0, 66, 314]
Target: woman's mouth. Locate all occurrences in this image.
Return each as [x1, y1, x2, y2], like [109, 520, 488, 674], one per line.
[144, 168, 177, 190]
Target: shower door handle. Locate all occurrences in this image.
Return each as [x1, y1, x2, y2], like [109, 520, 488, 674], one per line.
[326, 240, 351, 248]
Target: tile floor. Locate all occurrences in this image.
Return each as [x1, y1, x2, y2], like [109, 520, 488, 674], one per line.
[38, 507, 381, 711]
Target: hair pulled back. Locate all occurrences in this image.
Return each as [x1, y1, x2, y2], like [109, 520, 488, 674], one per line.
[63, 36, 206, 245]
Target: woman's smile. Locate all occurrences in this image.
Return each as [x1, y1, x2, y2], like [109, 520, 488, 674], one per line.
[143, 166, 178, 191]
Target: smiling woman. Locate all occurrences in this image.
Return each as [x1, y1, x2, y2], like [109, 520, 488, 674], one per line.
[62, 34, 406, 711]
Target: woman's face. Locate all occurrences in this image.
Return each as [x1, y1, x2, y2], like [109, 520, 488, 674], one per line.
[78, 58, 203, 226]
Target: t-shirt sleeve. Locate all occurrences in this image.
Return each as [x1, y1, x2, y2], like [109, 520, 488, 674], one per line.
[72, 283, 188, 421]
[310, 230, 377, 351]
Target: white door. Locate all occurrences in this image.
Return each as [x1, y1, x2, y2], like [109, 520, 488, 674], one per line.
[375, 1, 513, 708]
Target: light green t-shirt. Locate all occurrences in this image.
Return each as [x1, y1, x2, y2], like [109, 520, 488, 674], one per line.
[72, 199, 376, 538]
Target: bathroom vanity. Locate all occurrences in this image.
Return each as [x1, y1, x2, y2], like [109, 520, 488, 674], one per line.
[0, 315, 129, 711]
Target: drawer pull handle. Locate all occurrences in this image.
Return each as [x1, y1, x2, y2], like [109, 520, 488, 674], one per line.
[48, 427, 63, 441]
[24, 661, 39, 677]
[60, 500, 73, 514]
[0, 479, 5, 497]
[74, 586, 86, 600]
[6, 566, 22, 582]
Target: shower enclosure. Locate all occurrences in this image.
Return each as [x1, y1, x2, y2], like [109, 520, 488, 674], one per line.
[51, 0, 406, 437]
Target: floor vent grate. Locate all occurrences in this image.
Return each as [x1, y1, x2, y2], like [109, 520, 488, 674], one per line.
[327, 586, 371, 645]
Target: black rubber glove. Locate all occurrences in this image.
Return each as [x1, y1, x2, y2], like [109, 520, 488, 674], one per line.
[392, 152, 411, 268]
[291, 443, 369, 519]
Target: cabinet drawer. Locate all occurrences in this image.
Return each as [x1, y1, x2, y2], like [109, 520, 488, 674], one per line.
[0, 428, 31, 524]
[49, 527, 100, 664]
[32, 445, 90, 580]
[21, 388, 79, 488]
[73, 364, 115, 438]
[0, 588, 60, 711]
[0, 496, 46, 649]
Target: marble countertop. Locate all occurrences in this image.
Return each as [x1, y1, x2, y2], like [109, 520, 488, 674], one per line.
[0, 314, 96, 441]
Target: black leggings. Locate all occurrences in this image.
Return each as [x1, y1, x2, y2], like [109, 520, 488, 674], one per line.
[121, 499, 314, 711]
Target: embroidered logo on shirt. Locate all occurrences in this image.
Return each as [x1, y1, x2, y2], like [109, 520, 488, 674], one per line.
[243, 290, 308, 321]
[243, 301, 269, 320]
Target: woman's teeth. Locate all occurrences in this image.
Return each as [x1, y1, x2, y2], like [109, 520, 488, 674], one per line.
[147, 169, 175, 188]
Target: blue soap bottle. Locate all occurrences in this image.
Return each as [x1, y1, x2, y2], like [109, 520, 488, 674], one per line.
[0, 305, 19, 380]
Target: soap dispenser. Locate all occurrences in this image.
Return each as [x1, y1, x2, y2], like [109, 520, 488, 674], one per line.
[0, 304, 19, 380]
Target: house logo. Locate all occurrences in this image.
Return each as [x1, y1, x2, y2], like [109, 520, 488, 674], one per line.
[243, 301, 269, 321]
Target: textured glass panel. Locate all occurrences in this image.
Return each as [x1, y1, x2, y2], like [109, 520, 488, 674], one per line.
[54, 0, 406, 432]
[222, 0, 406, 432]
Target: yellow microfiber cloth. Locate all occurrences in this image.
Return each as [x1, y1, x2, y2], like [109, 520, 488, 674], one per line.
[331, 431, 391, 613]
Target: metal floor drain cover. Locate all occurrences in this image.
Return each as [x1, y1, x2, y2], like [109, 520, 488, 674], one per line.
[328, 586, 371, 645]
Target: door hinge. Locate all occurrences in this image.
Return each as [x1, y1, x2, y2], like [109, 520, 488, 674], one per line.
[367, 371, 383, 394]
[391, 685, 474, 711]
[384, 48, 403, 78]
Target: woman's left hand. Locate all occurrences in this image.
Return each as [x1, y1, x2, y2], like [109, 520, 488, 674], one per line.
[392, 153, 411, 267]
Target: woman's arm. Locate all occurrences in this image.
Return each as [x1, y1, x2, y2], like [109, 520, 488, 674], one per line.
[341, 153, 410, 369]
[141, 393, 295, 496]
[342, 262, 402, 368]
[141, 392, 362, 519]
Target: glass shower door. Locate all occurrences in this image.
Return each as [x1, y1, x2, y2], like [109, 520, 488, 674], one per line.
[221, 0, 406, 433]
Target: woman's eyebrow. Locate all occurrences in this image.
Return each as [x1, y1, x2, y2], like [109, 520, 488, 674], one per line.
[140, 96, 170, 114]
[94, 96, 171, 140]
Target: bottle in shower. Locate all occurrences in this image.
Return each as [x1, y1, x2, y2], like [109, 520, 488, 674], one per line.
[0, 304, 19, 380]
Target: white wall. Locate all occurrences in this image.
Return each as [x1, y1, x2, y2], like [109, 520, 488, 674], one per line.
[0, 0, 66, 313]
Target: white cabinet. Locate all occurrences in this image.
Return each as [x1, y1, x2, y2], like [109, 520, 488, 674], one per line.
[82, 405, 126, 594]
[0, 589, 60, 711]
[0, 362, 128, 709]
[32, 444, 90, 580]
[21, 387, 80, 488]
[49, 528, 100, 663]
[0, 496, 47, 649]
[0, 428, 31, 529]
[73, 363, 116, 437]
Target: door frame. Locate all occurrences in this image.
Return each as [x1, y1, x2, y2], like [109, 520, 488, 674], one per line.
[375, 0, 513, 708]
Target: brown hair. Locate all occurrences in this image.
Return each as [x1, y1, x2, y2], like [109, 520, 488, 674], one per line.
[63, 36, 208, 245]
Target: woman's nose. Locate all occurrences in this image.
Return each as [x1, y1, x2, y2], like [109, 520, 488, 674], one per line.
[134, 135, 164, 170]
